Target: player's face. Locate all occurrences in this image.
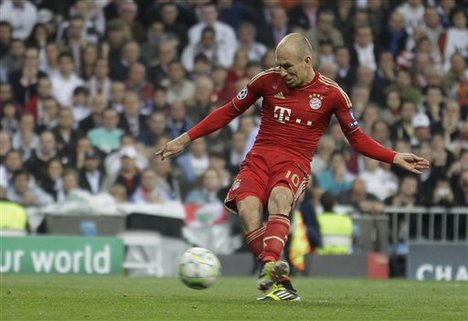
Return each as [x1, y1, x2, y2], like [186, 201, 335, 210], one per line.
[276, 50, 311, 88]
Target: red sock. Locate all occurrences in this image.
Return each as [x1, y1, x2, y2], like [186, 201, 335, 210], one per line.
[262, 214, 290, 262]
[245, 225, 265, 261]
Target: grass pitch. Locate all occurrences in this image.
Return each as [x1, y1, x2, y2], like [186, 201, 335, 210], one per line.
[1, 275, 467, 321]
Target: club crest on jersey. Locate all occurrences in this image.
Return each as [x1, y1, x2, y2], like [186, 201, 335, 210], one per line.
[237, 87, 248, 100]
[309, 93, 323, 110]
[231, 179, 241, 191]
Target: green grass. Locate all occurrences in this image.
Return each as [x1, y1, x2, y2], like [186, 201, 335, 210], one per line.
[1, 275, 467, 321]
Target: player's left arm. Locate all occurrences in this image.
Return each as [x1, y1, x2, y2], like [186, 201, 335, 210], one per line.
[333, 88, 430, 174]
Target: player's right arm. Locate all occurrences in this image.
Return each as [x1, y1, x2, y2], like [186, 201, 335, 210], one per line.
[155, 72, 265, 160]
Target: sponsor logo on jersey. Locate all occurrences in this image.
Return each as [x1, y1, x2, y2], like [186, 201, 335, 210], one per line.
[274, 92, 285, 99]
[236, 87, 248, 100]
[309, 93, 323, 110]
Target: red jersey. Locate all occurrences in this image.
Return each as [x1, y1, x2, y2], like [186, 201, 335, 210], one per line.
[188, 68, 396, 165]
[231, 69, 358, 163]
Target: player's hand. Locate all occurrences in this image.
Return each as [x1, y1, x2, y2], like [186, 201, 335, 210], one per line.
[155, 133, 191, 160]
[393, 152, 430, 174]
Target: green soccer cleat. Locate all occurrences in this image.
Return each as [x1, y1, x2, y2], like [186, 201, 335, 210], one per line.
[256, 260, 290, 292]
[256, 284, 301, 302]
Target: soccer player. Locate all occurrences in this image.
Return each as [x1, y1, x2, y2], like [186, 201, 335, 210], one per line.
[156, 33, 429, 301]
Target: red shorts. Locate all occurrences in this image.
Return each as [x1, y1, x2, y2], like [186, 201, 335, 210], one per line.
[224, 147, 310, 214]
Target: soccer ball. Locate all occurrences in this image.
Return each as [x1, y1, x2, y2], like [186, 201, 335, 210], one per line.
[179, 247, 221, 289]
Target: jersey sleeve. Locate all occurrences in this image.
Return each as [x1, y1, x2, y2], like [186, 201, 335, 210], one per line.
[187, 72, 265, 141]
[333, 87, 397, 164]
[231, 71, 265, 112]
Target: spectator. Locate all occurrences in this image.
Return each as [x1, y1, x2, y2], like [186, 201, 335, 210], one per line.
[79, 94, 106, 133]
[334, 46, 356, 93]
[442, 7, 467, 71]
[187, 3, 237, 65]
[176, 137, 210, 184]
[79, 149, 105, 194]
[0, 130, 12, 163]
[258, 6, 291, 48]
[183, 26, 229, 72]
[227, 131, 247, 175]
[161, 61, 195, 103]
[6, 169, 53, 208]
[288, 0, 320, 30]
[350, 26, 378, 72]
[88, 108, 124, 154]
[24, 130, 63, 183]
[58, 15, 94, 72]
[70, 86, 91, 125]
[311, 135, 335, 176]
[0, 100, 19, 133]
[358, 157, 398, 201]
[388, 68, 422, 103]
[382, 89, 402, 125]
[152, 156, 182, 200]
[337, 177, 384, 215]
[52, 107, 82, 161]
[11, 112, 38, 161]
[421, 6, 443, 48]
[155, 2, 189, 50]
[185, 76, 216, 123]
[166, 100, 193, 139]
[72, 136, 95, 170]
[38, 157, 64, 202]
[443, 53, 467, 104]
[80, 43, 99, 81]
[36, 96, 59, 132]
[61, 168, 86, 200]
[411, 112, 431, 148]
[143, 86, 171, 115]
[125, 62, 154, 102]
[50, 52, 84, 107]
[131, 168, 171, 203]
[396, 0, 425, 34]
[379, 10, 408, 59]
[0, 0, 38, 40]
[109, 40, 140, 81]
[108, 81, 125, 112]
[40, 41, 59, 77]
[87, 58, 111, 100]
[305, 9, 344, 50]
[431, 177, 456, 207]
[111, 146, 141, 198]
[390, 99, 417, 143]
[0, 149, 22, 188]
[105, 19, 127, 68]
[109, 184, 127, 203]
[118, 1, 146, 43]
[9, 46, 47, 105]
[236, 22, 267, 64]
[384, 175, 421, 207]
[1, 39, 25, 76]
[147, 39, 178, 86]
[137, 111, 170, 148]
[317, 151, 356, 196]
[23, 76, 53, 123]
[118, 91, 147, 138]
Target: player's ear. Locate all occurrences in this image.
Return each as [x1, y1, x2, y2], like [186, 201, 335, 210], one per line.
[304, 56, 312, 65]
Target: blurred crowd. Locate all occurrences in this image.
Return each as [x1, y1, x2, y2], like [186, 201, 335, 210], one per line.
[0, 0, 466, 233]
